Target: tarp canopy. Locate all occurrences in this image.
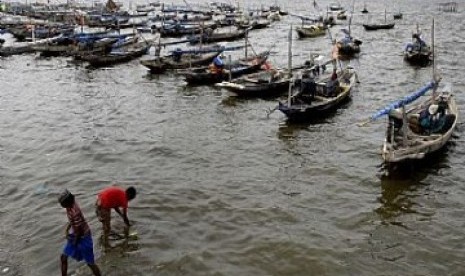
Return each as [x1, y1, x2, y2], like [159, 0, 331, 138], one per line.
[369, 81, 436, 121]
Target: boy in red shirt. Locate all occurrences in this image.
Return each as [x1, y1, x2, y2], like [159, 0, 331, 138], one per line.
[59, 189, 101, 276]
[95, 186, 137, 247]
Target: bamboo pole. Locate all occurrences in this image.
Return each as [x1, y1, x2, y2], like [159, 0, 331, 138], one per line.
[228, 54, 232, 81]
[401, 105, 408, 146]
[244, 29, 248, 59]
[287, 25, 293, 107]
[431, 18, 437, 100]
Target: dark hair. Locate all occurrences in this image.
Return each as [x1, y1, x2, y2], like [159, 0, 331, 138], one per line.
[58, 190, 75, 208]
[126, 187, 137, 201]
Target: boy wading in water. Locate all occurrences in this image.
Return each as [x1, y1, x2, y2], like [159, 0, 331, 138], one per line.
[95, 186, 137, 247]
[59, 189, 102, 276]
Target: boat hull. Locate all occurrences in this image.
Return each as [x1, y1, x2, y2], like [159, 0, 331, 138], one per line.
[382, 92, 458, 163]
[279, 70, 356, 122]
[363, 23, 395, 31]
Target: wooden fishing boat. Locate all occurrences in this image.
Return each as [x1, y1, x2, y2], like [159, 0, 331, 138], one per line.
[334, 26, 362, 59]
[361, 3, 369, 13]
[236, 19, 271, 30]
[393, 12, 403, 20]
[0, 37, 54, 56]
[158, 22, 217, 38]
[79, 40, 152, 67]
[296, 24, 326, 38]
[366, 20, 457, 164]
[182, 51, 270, 85]
[380, 81, 457, 163]
[33, 35, 127, 57]
[329, 2, 345, 12]
[71, 37, 126, 60]
[0, 43, 35, 56]
[404, 48, 432, 66]
[363, 10, 395, 31]
[363, 23, 394, 30]
[404, 30, 432, 66]
[216, 69, 291, 98]
[336, 38, 362, 57]
[188, 29, 247, 45]
[277, 67, 357, 122]
[140, 50, 222, 74]
[336, 11, 347, 20]
[8, 24, 74, 42]
[216, 24, 293, 98]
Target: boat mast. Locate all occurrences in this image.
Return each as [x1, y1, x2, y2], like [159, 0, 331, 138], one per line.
[432, 18, 435, 80]
[244, 29, 248, 59]
[287, 25, 293, 106]
[432, 18, 437, 100]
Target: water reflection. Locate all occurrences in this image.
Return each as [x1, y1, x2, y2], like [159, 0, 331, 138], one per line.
[375, 147, 451, 225]
[276, 99, 352, 141]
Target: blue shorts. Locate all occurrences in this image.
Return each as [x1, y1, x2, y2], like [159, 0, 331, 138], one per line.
[63, 233, 95, 264]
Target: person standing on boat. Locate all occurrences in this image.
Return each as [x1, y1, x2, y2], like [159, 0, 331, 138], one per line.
[326, 68, 339, 96]
[59, 189, 102, 276]
[412, 33, 426, 51]
[95, 186, 137, 247]
[300, 70, 316, 102]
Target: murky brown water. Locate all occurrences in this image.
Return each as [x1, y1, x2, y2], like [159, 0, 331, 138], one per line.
[1, 0, 464, 275]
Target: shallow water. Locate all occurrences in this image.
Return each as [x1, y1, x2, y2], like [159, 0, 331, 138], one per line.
[1, 0, 464, 275]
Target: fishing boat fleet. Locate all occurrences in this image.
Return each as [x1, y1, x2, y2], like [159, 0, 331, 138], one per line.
[0, 1, 457, 169]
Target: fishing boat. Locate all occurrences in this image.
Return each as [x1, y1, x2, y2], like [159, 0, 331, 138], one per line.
[379, 81, 457, 163]
[158, 22, 217, 38]
[216, 25, 294, 98]
[79, 39, 152, 67]
[182, 51, 270, 85]
[361, 3, 369, 13]
[296, 23, 326, 38]
[8, 24, 74, 42]
[0, 42, 36, 56]
[336, 11, 347, 20]
[140, 48, 222, 74]
[393, 12, 403, 20]
[363, 22, 394, 30]
[404, 25, 432, 66]
[236, 18, 271, 30]
[329, 2, 344, 12]
[188, 29, 247, 45]
[363, 10, 395, 31]
[277, 65, 357, 122]
[270, 26, 358, 121]
[365, 19, 457, 164]
[216, 68, 290, 98]
[335, 28, 362, 58]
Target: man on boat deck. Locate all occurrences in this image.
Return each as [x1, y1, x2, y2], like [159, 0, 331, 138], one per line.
[209, 55, 225, 74]
[95, 186, 137, 247]
[59, 189, 101, 276]
[326, 68, 340, 96]
[412, 33, 427, 50]
[300, 71, 316, 102]
[173, 48, 183, 62]
[419, 104, 446, 134]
